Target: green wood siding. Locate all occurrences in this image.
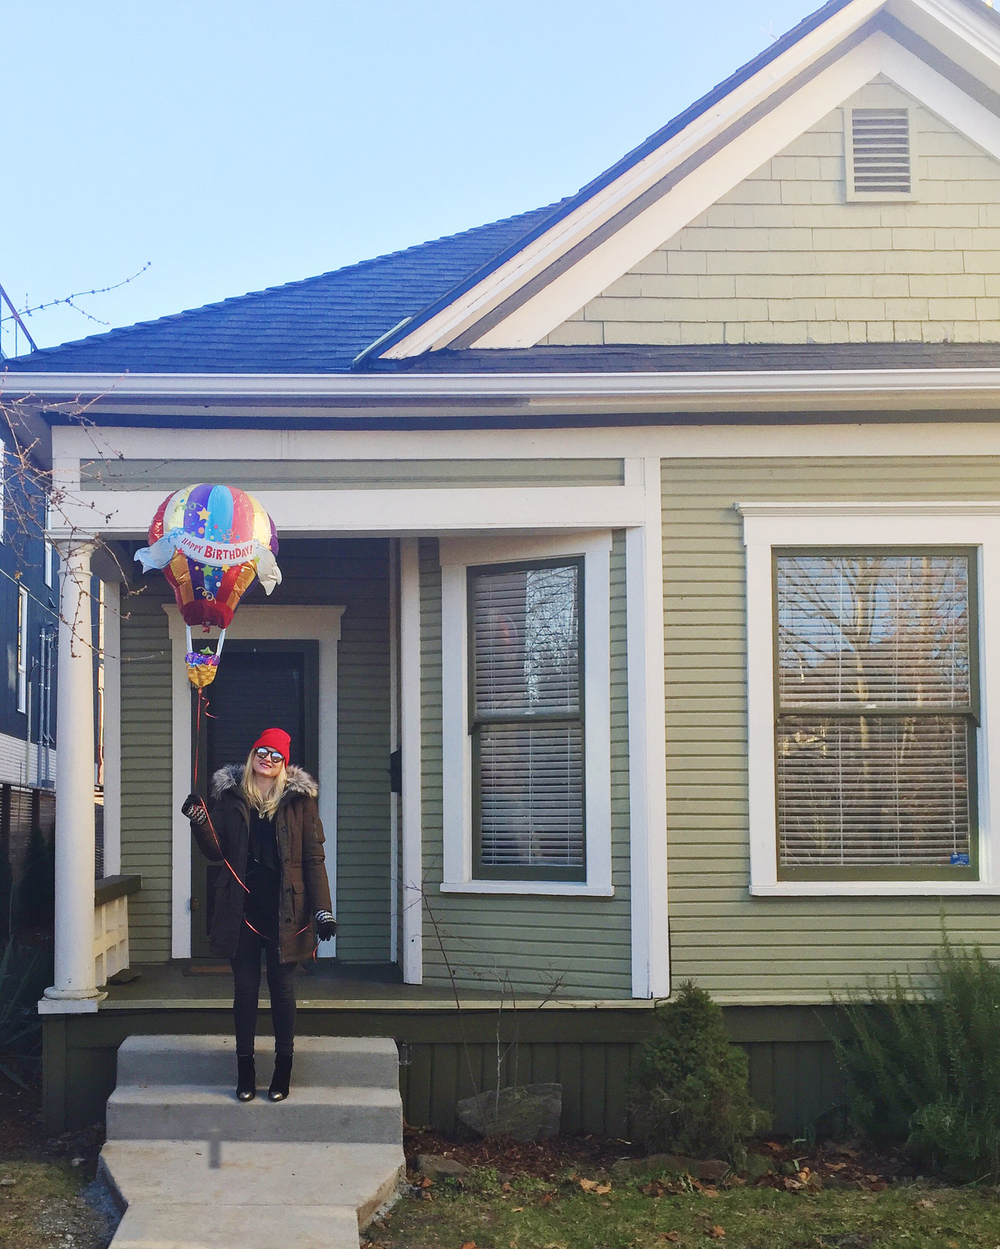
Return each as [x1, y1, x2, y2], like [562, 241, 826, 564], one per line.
[119, 539, 392, 963]
[418, 536, 632, 998]
[119, 587, 173, 962]
[663, 456, 1000, 1001]
[80, 459, 624, 491]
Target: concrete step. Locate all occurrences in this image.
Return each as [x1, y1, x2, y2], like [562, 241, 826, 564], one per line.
[106, 1084, 404, 1144]
[110, 1202, 362, 1249]
[100, 1140, 404, 1239]
[115, 1034, 400, 1090]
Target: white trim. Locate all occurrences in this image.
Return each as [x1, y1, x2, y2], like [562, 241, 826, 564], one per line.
[626, 459, 670, 999]
[16, 585, 28, 715]
[439, 531, 613, 896]
[165, 604, 344, 959]
[101, 582, 121, 877]
[13, 367, 1000, 413]
[399, 538, 423, 984]
[740, 502, 1000, 896]
[54, 484, 645, 539]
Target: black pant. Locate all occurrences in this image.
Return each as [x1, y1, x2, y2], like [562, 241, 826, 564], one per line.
[230, 924, 297, 1057]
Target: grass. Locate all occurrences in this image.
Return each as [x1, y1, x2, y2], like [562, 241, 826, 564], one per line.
[365, 1167, 1000, 1249]
[0, 1158, 110, 1249]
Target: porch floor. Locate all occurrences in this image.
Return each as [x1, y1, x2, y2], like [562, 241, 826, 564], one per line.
[99, 961, 506, 1011]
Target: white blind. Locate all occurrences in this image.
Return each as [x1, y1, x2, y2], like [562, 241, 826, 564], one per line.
[775, 554, 973, 871]
[479, 722, 584, 868]
[777, 716, 970, 867]
[777, 555, 970, 709]
[471, 563, 584, 871]
[850, 108, 911, 195]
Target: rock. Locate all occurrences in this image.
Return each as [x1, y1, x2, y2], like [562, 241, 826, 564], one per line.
[415, 1154, 472, 1181]
[742, 1153, 775, 1181]
[696, 1160, 730, 1182]
[611, 1154, 700, 1179]
[455, 1083, 562, 1143]
[0, 1177, 16, 1186]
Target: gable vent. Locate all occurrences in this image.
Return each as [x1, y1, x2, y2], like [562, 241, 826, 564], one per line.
[847, 108, 915, 199]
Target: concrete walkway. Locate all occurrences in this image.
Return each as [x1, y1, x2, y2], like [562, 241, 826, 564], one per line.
[99, 1035, 405, 1249]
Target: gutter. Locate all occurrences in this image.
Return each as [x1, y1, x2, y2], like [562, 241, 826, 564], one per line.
[4, 368, 1000, 416]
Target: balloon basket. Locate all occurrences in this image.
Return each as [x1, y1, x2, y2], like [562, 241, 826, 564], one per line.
[184, 626, 226, 689]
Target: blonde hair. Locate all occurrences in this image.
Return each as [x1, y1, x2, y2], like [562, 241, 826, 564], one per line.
[241, 750, 287, 819]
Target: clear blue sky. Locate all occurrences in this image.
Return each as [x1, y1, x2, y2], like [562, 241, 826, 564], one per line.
[4, 0, 820, 354]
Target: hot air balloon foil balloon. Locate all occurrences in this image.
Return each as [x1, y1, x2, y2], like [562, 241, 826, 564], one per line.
[134, 484, 281, 688]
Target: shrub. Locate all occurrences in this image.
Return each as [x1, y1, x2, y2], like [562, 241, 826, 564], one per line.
[0, 939, 52, 1088]
[630, 981, 770, 1161]
[835, 938, 1000, 1182]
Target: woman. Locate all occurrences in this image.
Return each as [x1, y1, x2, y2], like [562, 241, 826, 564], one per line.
[182, 728, 337, 1102]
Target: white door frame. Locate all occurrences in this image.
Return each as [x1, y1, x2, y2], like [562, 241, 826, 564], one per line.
[165, 604, 344, 959]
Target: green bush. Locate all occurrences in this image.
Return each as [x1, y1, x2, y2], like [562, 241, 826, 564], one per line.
[835, 938, 1000, 1182]
[630, 981, 770, 1161]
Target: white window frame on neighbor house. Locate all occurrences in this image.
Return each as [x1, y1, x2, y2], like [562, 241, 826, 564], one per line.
[16, 585, 29, 715]
[740, 502, 1000, 898]
[439, 531, 613, 897]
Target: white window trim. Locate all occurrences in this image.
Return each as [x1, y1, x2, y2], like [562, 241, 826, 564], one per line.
[16, 585, 28, 715]
[740, 501, 1000, 897]
[439, 531, 613, 897]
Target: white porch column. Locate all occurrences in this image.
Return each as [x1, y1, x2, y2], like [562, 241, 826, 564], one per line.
[41, 537, 105, 1011]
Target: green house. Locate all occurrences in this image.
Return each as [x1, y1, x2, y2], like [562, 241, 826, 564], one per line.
[7, 0, 1000, 1135]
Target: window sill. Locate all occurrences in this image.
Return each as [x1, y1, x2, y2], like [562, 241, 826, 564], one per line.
[440, 880, 614, 897]
[751, 881, 1000, 897]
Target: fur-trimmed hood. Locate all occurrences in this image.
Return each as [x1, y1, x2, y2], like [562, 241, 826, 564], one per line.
[211, 762, 318, 802]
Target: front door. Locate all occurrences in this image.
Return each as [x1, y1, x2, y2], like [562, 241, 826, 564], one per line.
[190, 640, 319, 958]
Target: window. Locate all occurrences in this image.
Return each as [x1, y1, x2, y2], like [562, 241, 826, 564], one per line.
[439, 533, 612, 896]
[16, 585, 28, 715]
[469, 559, 585, 880]
[774, 551, 976, 880]
[741, 503, 1000, 897]
[845, 107, 916, 201]
[44, 540, 53, 589]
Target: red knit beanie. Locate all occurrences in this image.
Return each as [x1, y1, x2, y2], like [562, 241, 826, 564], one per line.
[252, 728, 291, 765]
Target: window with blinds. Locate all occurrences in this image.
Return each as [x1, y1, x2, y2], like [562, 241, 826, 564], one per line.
[469, 559, 585, 880]
[774, 551, 977, 879]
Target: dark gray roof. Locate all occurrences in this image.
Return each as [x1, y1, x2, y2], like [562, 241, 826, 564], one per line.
[2, 203, 566, 374]
[394, 343, 1000, 372]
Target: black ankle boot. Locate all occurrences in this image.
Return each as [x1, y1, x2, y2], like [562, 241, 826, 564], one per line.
[236, 1054, 256, 1102]
[268, 1053, 292, 1101]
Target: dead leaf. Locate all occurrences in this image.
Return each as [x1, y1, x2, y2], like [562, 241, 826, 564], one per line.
[579, 1178, 612, 1195]
[707, 1227, 726, 1240]
[419, 1177, 434, 1189]
[658, 1235, 681, 1244]
[539, 1193, 554, 1205]
[502, 1182, 512, 1193]
[461, 1243, 478, 1249]
[512, 1207, 524, 1213]
[915, 1198, 935, 1210]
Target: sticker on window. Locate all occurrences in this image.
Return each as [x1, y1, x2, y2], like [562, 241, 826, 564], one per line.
[951, 853, 971, 866]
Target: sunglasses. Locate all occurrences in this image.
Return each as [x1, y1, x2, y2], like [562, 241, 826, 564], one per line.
[254, 747, 285, 764]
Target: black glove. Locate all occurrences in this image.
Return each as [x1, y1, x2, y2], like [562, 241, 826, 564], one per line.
[315, 910, 337, 941]
[182, 793, 208, 826]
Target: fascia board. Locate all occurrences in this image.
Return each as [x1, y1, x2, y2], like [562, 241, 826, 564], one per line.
[9, 368, 1000, 415]
[888, 0, 1000, 92]
[462, 30, 1000, 351]
[379, 0, 887, 360]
